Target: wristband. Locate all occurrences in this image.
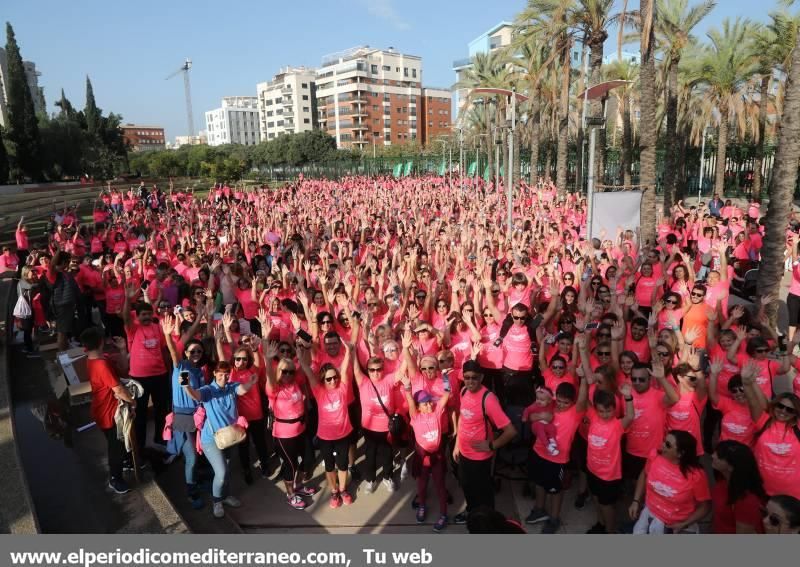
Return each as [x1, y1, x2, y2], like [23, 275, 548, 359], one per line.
[624, 397, 633, 402]
[632, 499, 641, 504]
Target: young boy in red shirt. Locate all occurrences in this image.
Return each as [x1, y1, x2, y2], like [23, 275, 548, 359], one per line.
[80, 327, 135, 494]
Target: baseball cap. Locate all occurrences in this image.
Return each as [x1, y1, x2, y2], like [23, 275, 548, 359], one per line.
[413, 390, 437, 404]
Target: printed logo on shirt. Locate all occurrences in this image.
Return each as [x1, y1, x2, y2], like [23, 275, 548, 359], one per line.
[143, 338, 158, 349]
[668, 410, 690, 421]
[723, 422, 748, 435]
[756, 375, 768, 385]
[323, 399, 342, 413]
[370, 394, 389, 406]
[461, 408, 475, 419]
[649, 480, 678, 498]
[634, 408, 644, 420]
[588, 434, 609, 448]
[422, 430, 439, 444]
[765, 442, 793, 456]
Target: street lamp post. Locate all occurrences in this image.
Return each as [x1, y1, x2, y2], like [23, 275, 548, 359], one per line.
[698, 126, 708, 202]
[493, 126, 501, 192]
[459, 128, 464, 192]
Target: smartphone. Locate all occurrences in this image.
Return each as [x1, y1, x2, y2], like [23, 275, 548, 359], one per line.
[297, 328, 312, 342]
[141, 280, 149, 290]
[584, 322, 600, 330]
[179, 371, 190, 386]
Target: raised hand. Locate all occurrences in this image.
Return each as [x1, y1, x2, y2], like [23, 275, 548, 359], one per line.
[401, 328, 413, 350]
[683, 326, 701, 345]
[731, 305, 745, 320]
[264, 340, 279, 359]
[619, 382, 632, 398]
[611, 319, 626, 341]
[709, 356, 724, 376]
[160, 314, 175, 336]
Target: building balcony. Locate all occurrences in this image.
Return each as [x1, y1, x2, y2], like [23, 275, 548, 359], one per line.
[281, 85, 292, 94]
[353, 123, 369, 130]
[452, 57, 472, 69]
[282, 97, 293, 106]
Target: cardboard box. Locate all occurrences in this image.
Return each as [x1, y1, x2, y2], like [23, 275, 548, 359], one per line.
[57, 348, 88, 385]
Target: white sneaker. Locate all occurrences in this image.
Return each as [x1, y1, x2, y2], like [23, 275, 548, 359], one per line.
[382, 478, 396, 493]
[400, 461, 409, 482]
[212, 502, 224, 518]
[547, 441, 559, 456]
[222, 495, 241, 508]
[363, 480, 378, 494]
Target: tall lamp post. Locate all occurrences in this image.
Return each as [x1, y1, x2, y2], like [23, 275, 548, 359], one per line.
[698, 125, 709, 202]
[493, 125, 502, 192]
[471, 88, 529, 235]
[475, 133, 488, 186]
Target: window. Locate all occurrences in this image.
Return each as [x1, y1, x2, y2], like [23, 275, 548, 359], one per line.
[373, 132, 380, 137]
[371, 64, 378, 74]
[410, 95, 416, 103]
[382, 65, 391, 71]
[383, 94, 390, 101]
[304, 118, 310, 124]
[302, 95, 309, 100]
[404, 67, 408, 77]
[303, 106, 309, 112]
[301, 83, 308, 88]
[412, 69, 417, 78]
[268, 133, 275, 139]
[428, 122, 433, 127]
[277, 120, 284, 126]
[396, 67, 400, 72]
[384, 119, 391, 127]
[372, 105, 378, 111]
[397, 107, 401, 113]
[373, 119, 379, 124]
[268, 121, 275, 127]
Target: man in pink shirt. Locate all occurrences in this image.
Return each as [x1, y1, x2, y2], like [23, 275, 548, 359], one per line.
[452, 360, 516, 524]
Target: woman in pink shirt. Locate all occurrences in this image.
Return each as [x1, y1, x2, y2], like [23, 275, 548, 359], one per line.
[299, 342, 354, 509]
[786, 235, 800, 342]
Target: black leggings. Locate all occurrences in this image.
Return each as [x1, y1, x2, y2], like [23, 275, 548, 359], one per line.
[238, 417, 271, 472]
[318, 437, 349, 472]
[788, 293, 800, 327]
[362, 429, 394, 482]
[275, 433, 305, 483]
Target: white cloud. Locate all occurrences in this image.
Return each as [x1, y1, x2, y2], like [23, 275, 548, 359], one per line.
[360, 0, 410, 31]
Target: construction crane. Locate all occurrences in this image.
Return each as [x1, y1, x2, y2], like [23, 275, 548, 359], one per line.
[166, 58, 195, 137]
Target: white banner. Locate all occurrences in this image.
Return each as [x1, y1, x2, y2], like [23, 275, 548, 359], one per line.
[590, 191, 642, 241]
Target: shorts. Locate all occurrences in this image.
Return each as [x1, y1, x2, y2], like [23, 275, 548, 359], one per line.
[587, 470, 623, 506]
[528, 449, 565, 494]
[318, 437, 349, 472]
[570, 434, 587, 472]
[622, 452, 647, 481]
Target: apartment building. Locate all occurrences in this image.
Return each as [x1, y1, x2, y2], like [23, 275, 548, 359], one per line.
[205, 96, 261, 146]
[256, 67, 317, 141]
[121, 124, 166, 152]
[315, 46, 424, 149]
[420, 88, 452, 143]
[452, 22, 513, 117]
[0, 47, 46, 128]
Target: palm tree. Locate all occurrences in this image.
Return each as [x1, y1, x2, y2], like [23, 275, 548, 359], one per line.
[751, 12, 798, 199]
[692, 18, 759, 197]
[640, 0, 658, 244]
[656, 0, 716, 213]
[758, 0, 800, 325]
[604, 60, 639, 187]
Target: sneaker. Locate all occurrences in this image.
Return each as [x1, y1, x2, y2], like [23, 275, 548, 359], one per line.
[108, 478, 130, 494]
[411, 495, 419, 509]
[547, 440, 559, 456]
[189, 495, 204, 510]
[222, 496, 241, 508]
[525, 508, 549, 525]
[400, 461, 410, 482]
[349, 466, 362, 483]
[433, 515, 448, 533]
[416, 504, 427, 524]
[586, 522, 607, 534]
[453, 511, 468, 525]
[212, 502, 225, 518]
[382, 478, 396, 493]
[287, 494, 307, 510]
[541, 517, 561, 534]
[295, 485, 318, 497]
[363, 481, 378, 494]
[329, 492, 342, 509]
[341, 490, 354, 505]
[574, 490, 589, 510]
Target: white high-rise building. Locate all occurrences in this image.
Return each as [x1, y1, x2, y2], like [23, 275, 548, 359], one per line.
[256, 67, 317, 141]
[204, 96, 261, 146]
[0, 47, 45, 128]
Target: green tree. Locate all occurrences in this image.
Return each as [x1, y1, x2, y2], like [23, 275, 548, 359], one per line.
[4, 22, 42, 180]
[656, 0, 716, 213]
[55, 88, 77, 120]
[84, 76, 101, 136]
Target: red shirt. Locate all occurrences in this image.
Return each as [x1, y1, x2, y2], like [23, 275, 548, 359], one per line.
[87, 358, 121, 429]
[711, 479, 764, 534]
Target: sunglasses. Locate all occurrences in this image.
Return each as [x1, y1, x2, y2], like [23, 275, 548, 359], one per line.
[551, 365, 565, 370]
[755, 348, 769, 354]
[775, 403, 797, 415]
[323, 375, 339, 383]
[186, 349, 203, 355]
[729, 386, 745, 394]
[665, 299, 678, 305]
[368, 367, 383, 373]
[320, 320, 333, 325]
[234, 356, 248, 362]
[491, 289, 501, 294]
[631, 377, 648, 384]
[421, 366, 437, 371]
[483, 312, 493, 318]
[281, 368, 296, 375]
[278, 348, 291, 353]
[367, 302, 378, 307]
[691, 292, 705, 298]
[512, 316, 526, 321]
[682, 374, 699, 382]
[436, 303, 447, 308]
[597, 351, 611, 356]
[657, 351, 670, 357]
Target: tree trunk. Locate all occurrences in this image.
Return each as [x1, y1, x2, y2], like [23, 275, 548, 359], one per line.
[576, 47, 588, 194]
[675, 130, 688, 201]
[589, 36, 606, 187]
[714, 109, 729, 196]
[758, 32, 800, 326]
[622, 91, 632, 187]
[639, 0, 658, 244]
[598, 96, 608, 186]
[545, 145, 553, 181]
[529, 97, 540, 185]
[753, 74, 770, 200]
[556, 37, 571, 195]
[663, 59, 679, 214]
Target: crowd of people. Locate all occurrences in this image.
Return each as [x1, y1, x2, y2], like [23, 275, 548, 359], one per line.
[7, 175, 800, 534]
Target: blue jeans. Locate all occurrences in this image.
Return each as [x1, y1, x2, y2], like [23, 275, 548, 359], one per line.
[202, 441, 231, 501]
[182, 431, 197, 485]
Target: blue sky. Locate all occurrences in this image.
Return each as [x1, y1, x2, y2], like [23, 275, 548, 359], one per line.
[5, 0, 769, 140]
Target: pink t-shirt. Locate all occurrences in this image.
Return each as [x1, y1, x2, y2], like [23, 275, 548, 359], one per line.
[714, 397, 759, 447]
[754, 420, 800, 499]
[126, 322, 167, 378]
[626, 388, 668, 458]
[502, 324, 533, 371]
[267, 381, 306, 439]
[477, 322, 503, 369]
[586, 408, 625, 481]
[644, 453, 711, 525]
[359, 377, 395, 433]
[665, 391, 706, 455]
[312, 381, 352, 441]
[411, 405, 446, 453]
[533, 404, 584, 464]
[457, 386, 511, 461]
